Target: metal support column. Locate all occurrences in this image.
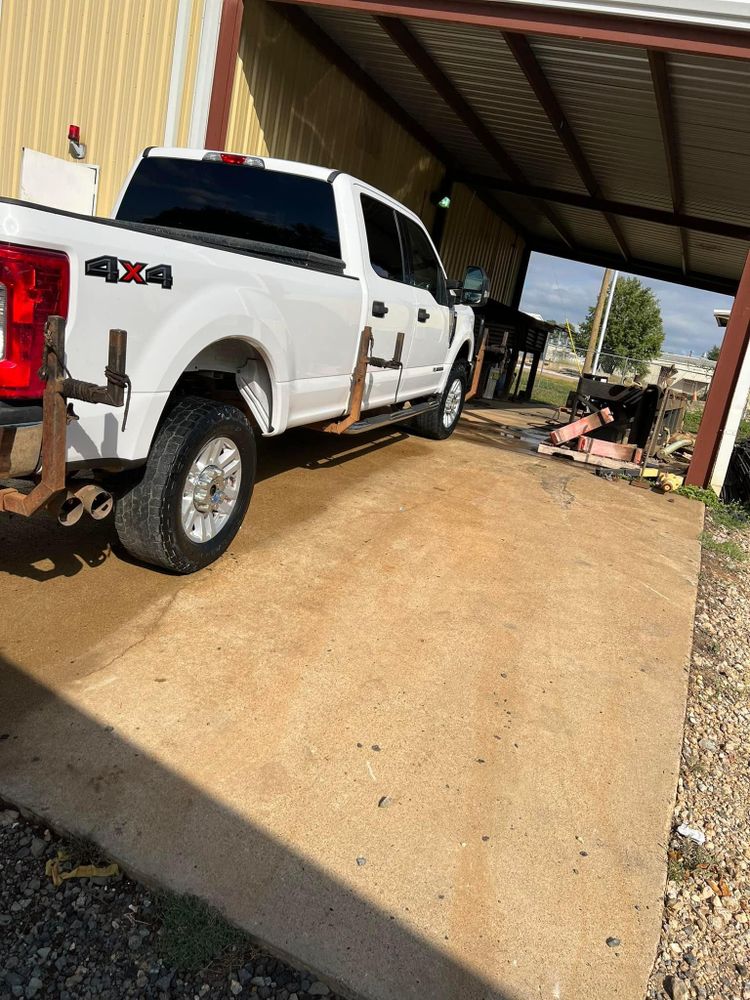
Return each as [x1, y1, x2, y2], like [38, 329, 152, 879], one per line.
[509, 245, 530, 310]
[687, 251, 750, 490]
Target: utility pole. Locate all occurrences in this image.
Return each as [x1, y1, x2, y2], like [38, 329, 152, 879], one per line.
[584, 268, 614, 374]
[592, 271, 619, 374]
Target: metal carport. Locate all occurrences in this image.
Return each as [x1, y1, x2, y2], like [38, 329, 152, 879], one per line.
[221, 0, 750, 489]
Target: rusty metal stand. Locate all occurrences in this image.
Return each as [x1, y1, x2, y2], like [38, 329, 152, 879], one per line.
[320, 327, 373, 434]
[465, 326, 488, 402]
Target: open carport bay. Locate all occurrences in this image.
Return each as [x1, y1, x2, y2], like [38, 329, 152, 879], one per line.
[0, 408, 701, 1000]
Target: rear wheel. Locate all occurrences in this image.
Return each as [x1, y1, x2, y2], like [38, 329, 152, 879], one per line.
[407, 362, 467, 440]
[115, 396, 255, 573]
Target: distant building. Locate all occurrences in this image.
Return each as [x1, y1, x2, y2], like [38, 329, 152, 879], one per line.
[715, 310, 731, 328]
[643, 353, 716, 398]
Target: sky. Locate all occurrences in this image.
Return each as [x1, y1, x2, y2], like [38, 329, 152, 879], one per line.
[520, 252, 734, 358]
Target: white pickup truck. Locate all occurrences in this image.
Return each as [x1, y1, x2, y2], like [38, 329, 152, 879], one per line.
[0, 148, 489, 572]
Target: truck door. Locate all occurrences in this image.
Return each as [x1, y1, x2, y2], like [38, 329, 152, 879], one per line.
[356, 191, 416, 409]
[397, 214, 452, 398]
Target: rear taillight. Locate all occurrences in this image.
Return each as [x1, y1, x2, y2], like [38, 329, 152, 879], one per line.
[0, 244, 69, 398]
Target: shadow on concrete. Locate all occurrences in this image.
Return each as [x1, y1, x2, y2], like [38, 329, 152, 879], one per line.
[0, 428, 409, 583]
[0, 651, 517, 1000]
[0, 510, 113, 583]
[257, 428, 408, 480]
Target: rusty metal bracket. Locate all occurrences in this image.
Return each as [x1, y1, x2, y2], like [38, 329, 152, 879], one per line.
[0, 316, 129, 518]
[465, 325, 488, 402]
[368, 330, 405, 370]
[62, 328, 131, 428]
[318, 327, 374, 435]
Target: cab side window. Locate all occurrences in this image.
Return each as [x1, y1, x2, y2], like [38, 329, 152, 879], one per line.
[400, 216, 448, 305]
[360, 195, 406, 282]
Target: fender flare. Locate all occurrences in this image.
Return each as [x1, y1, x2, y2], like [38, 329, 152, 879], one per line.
[439, 335, 475, 393]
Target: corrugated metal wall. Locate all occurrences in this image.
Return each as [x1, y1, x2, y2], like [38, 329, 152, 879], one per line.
[440, 184, 526, 301]
[226, 0, 443, 224]
[0, 0, 182, 215]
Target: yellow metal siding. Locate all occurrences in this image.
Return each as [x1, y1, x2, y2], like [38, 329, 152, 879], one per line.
[440, 184, 526, 302]
[225, 0, 443, 224]
[0, 0, 181, 215]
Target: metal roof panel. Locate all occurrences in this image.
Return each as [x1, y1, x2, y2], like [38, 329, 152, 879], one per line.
[405, 18, 589, 190]
[528, 36, 674, 210]
[294, 4, 747, 289]
[309, 9, 499, 170]
[668, 52, 750, 223]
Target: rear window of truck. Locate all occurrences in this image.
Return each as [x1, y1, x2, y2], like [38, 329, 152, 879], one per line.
[115, 157, 341, 259]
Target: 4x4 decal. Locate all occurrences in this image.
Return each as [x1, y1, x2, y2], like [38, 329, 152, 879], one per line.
[85, 255, 173, 289]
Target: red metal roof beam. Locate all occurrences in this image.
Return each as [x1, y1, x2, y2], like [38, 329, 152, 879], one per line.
[376, 15, 578, 249]
[687, 251, 750, 488]
[502, 31, 631, 263]
[464, 176, 750, 243]
[648, 49, 690, 275]
[271, 0, 750, 62]
[206, 0, 245, 150]
[531, 238, 736, 297]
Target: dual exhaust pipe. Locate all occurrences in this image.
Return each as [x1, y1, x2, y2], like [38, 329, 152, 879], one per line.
[56, 484, 114, 528]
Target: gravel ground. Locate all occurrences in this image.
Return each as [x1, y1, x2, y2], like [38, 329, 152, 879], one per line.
[647, 507, 750, 1000]
[0, 813, 341, 1000]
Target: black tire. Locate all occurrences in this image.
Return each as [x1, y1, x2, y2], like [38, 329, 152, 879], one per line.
[115, 396, 256, 574]
[407, 362, 468, 440]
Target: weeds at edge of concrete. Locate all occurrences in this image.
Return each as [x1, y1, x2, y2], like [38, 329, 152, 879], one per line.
[677, 485, 749, 532]
[155, 892, 252, 973]
[699, 533, 747, 562]
[667, 840, 720, 885]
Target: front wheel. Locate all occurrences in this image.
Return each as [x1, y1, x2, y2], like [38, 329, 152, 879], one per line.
[115, 396, 256, 573]
[407, 363, 467, 440]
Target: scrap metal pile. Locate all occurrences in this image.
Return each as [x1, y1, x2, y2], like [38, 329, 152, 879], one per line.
[539, 373, 696, 483]
[539, 406, 644, 470]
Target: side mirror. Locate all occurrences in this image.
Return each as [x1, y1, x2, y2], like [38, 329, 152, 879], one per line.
[461, 265, 490, 308]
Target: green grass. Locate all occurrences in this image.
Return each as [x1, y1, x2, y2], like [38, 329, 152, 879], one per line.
[523, 372, 575, 408]
[683, 408, 702, 434]
[683, 406, 750, 442]
[156, 893, 249, 972]
[677, 484, 750, 530]
[667, 841, 719, 884]
[700, 533, 746, 561]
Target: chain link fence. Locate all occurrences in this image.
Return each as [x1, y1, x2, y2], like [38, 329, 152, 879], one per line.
[541, 339, 714, 399]
[541, 342, 652, 384]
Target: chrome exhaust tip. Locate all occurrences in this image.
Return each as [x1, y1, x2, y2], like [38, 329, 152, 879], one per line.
[57, 493, 84, 527]
[74, 484, 114, 521]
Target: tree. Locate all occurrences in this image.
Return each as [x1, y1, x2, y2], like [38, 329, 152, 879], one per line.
[706, 344, 721, 361]
[578, 276, 665, 377]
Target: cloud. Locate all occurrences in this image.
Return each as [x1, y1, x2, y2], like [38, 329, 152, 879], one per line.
[520, 252, 734, 357]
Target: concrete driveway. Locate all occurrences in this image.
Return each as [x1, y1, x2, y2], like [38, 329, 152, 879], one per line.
[0, 403, 702, 1000]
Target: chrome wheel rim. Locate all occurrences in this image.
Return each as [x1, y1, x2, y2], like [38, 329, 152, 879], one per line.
[443, 378, 463, 428]
[181, 436, 242, 543]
